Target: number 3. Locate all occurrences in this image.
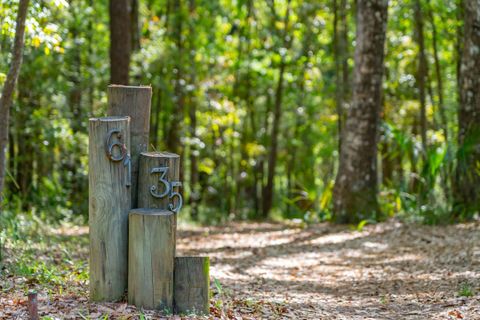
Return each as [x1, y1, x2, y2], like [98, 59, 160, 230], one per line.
[150, 167, 171, 198]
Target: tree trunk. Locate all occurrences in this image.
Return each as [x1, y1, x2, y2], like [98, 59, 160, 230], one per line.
[68, 2, 85, 214]
[414, 0, 428, 155]
[187, 0, 199, 220]
[131, 0, 140, 52]
[333, 0, 350, 154]
[0, 0, 29, 204]
[166, 0, 184, 155]
[428, 4, 448, 142]
[15, 79, 34, 210]
[109, 0, 131, 85]
[262, 0, 292, 218]
[428, 0, 451, 202]
[332, 0, 388, 224]
[453, 0, 480, 219]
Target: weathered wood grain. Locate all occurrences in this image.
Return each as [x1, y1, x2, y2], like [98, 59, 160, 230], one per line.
[89, 116, 131, 301]
[174, 256, 210, 315]
[107, 85, 151, 207]
[128, 208, 175, 311]
[138, 151, 180, 210]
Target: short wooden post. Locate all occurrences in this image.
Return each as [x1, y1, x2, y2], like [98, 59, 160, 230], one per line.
[128, 208, 175, 311]
[108, 85, 152, 208]
[89, 116, 131, 301]
[174, 257, 210, 315]
[27, 290, 39, 320]
[138, 152, 181, 210]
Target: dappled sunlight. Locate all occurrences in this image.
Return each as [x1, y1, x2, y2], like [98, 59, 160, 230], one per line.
[175, 220, 480, 318]
[2, 220, 479, 318]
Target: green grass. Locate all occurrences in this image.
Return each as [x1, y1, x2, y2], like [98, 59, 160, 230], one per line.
[0, 218, 89, 296]
[458, 283, 474, 297]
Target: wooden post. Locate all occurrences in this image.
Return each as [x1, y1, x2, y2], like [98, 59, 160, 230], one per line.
[27, 290, 39, 320]
[138, 152, 181, 210]
[174, 257, 210, 315]
[128, 208, 175, 311]
[107, 85, 152, 208]
[89, 116, 131, 301]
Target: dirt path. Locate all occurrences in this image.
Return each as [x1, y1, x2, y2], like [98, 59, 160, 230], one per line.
[1, 220, 479, 319]
[177, 220, 480, 319]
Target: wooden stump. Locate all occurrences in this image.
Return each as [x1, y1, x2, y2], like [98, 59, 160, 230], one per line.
[89, 116, 131, 301]
[128, 209, 175, 311]
[108, 85, 152, 207]
[174, 257, 210, 315]
[27, 290, 39, 320]
[138, 152, 181, 211]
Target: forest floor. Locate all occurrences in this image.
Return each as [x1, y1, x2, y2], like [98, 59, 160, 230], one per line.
[1, 219, 479, 319]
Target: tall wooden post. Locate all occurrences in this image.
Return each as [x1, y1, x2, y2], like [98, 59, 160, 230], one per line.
[138, 152, 181, 210]
[128, 208, 175, 310]
[107, 85, 152, 207]
[89, 116, 131, 301]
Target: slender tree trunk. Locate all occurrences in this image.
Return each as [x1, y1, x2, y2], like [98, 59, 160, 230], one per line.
[262, 0, 292, 218]
[67, 1, 84, 213]
[15, 82, 34, 209]
[427, 1, 451, 201]
[428, 7, 448, 141]
[166, 0, 184, 155]
[456, 0, 464, 92]
[453, 0, 480, 219]
[188, 0, 199, 219]
[131, 0, 140, 52]
[87, 0, 95, 116]
[414, 0, 428, 155]
[0, 0, 29, 204]
[332, 0, 388, 224]
[109, 0, 131, 84]
[333, 0, 349, 154]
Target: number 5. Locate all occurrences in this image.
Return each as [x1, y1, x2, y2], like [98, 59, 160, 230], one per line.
[169, 181, 183, 213]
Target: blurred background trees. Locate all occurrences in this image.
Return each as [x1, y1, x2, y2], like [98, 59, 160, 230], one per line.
[0, 0, 478, 228]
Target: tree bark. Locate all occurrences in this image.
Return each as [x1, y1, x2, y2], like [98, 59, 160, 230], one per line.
[333, 0, 350, 154]
[453, 0, 480, 219]
[0, 0, 29, 204]
[332, 0, 388, 223]
[131, 0, 140, 52]
[109, 0, 131, 85]
[68, 1, 85, 214]
[427, 3, 448, 142]
[414, 0, 428, 155]
[166, 0, 184, 155]
[262, 0, 292, 217]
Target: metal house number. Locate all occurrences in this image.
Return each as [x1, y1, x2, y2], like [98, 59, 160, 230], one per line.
[105, 129, 131, 187]
[150, 166, 183, 213]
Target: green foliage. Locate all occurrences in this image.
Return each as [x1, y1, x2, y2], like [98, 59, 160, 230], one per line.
[0, 0, 471, 226]
[458, 283, 474, 297]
